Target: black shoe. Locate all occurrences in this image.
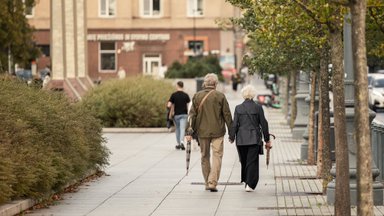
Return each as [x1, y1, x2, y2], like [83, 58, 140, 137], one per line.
[209, 187, 218, 192]
[180, 143, 185, 150]
[175, 145, 181, 150]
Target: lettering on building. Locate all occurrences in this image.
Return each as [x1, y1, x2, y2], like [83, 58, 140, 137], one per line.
[87, 33, 170, 41]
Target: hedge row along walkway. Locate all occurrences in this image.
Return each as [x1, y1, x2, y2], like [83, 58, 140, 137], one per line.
[3, 76, 384, 216]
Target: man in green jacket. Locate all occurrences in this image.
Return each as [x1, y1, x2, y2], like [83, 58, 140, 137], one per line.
[186, 73, 233, 192]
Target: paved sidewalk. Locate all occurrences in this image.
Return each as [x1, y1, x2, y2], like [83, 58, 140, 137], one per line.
[18, 77, 384, 216]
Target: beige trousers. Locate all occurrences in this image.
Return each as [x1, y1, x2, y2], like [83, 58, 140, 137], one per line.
[199, 136, 224, 187]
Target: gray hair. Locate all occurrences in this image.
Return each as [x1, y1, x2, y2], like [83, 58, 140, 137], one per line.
[203, 73, 218, 88]
[241, 85, 256, 99]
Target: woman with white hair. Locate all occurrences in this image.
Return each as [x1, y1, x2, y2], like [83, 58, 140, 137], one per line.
[229, 84, 272, 192]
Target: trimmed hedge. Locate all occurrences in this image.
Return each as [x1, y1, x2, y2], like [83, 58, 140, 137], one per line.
[0, 75, 110, 204]
[81, 76, 174, 127]
[165, 55, 223, 81]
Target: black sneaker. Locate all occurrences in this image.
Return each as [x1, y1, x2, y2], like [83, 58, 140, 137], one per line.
[180, 143, 185, 150]
[175, 145, 181, 150]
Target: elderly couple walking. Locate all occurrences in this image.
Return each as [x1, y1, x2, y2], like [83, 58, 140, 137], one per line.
[168, 73, 272, 192]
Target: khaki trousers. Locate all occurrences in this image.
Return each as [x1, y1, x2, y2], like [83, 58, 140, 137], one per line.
[199, 136, 224, 187]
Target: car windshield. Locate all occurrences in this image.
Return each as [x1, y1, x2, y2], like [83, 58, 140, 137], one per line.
[374, 78, 384, 88]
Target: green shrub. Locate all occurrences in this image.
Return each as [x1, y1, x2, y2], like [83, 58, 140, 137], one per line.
[165, 55, 223, 81]
[81, 76, 174, 127]
[0, 75, 110, 204]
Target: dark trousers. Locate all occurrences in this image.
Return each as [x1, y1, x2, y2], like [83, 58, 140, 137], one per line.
[236, 145, 260, 190]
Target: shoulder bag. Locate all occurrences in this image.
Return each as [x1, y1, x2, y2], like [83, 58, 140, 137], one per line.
[188, 90, 214, 136]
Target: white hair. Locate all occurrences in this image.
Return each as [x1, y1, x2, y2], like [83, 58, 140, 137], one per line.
[203, 73, 218, 88]
[241, 85, 256, 99]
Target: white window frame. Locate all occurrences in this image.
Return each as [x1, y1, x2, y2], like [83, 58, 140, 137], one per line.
[22, 0, 34, 18]
[187, 0, 203, 17]
[140, 0, 162, 18]
[99, 42, 117, 72]
[142, 54, 161, 76]
[99, 0, 116, 17]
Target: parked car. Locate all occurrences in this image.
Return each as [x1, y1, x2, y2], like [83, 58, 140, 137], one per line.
[368, 74, 384, 111]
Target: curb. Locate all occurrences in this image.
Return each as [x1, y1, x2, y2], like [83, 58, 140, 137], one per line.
[102, 127, 172, 133]
[0, 199, 35, 216]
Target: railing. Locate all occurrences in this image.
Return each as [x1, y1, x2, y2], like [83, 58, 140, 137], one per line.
[371, 120, 384, 181]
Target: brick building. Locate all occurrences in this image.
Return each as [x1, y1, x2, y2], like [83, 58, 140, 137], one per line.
[28, 0, 243, 85]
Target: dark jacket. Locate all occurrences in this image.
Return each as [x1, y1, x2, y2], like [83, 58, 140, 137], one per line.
[187, 87, 233, 138]
[229, 99, 270, 146]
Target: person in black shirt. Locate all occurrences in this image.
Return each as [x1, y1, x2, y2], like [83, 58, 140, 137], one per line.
[168, 81, 191, 150]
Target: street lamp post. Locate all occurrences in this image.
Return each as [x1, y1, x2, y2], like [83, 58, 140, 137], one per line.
[193, 9, 197, 56]
[193, 10, 196, 56]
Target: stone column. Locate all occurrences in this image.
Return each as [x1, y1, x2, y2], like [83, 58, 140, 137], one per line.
[75, 0, 87, 77]
[292, 71, 310, 139]
[326, 14, 383, 205]
[50, 0, 65, 80]
[50, 0, 87, 79]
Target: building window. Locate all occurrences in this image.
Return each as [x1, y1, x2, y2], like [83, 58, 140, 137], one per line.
[188, 40, 204, 55]
[22, 0, 34, 18]
[99, 42, 116, 71]
[143, 54, 161, 76]
[187, 0, 203, 17]
[141, 0, 161, 17]
[100, 0, 116, 17]
[38, 45, 50, 57]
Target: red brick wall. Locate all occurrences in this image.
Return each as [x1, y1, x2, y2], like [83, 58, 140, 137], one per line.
[33, 28, 222, 81]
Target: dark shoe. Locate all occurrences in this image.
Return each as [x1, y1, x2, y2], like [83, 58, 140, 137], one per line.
[180, 143, 185, 150]
[209, 187, 218, 192]
[175, 145, 181, 150]
[208, 183, 218, 192]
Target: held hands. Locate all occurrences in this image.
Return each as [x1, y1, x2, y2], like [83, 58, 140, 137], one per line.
[186, 135, 192, 142]
[229, 138, 234, 144]
[185, 127, 194, 142]
[265, 141, 272, 149]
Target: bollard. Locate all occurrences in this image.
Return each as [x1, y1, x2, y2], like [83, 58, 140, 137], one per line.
[371, 121, 379, 178]
[372, 120, 384, 181]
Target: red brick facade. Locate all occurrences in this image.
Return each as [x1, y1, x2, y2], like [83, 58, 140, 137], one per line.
[34, 28, 221, 82]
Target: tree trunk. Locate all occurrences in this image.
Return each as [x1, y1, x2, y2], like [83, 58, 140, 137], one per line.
[290, 70, 297, 129]
[307, 70, 317, 165]
[283, 75, 290, 117]
[319, 54, 332, 193]
[331, 29, 351, 216]
[316, 83, 323, 176]
[351, 1, 373, 215]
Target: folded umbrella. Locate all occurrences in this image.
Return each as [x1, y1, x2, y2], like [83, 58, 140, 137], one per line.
[266, 133, 276, 169]
[186, 139, 191, 175]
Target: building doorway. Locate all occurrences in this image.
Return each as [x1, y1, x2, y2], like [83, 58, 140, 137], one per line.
[143, 54, 161, 77]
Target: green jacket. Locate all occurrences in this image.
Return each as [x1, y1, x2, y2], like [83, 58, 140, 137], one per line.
[187, 87, 233, 138]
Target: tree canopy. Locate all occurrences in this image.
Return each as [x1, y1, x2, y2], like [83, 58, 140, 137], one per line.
[0, 0, 39, 72]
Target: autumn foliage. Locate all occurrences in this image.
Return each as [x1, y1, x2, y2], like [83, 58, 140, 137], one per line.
[0, 75, 110, 204]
